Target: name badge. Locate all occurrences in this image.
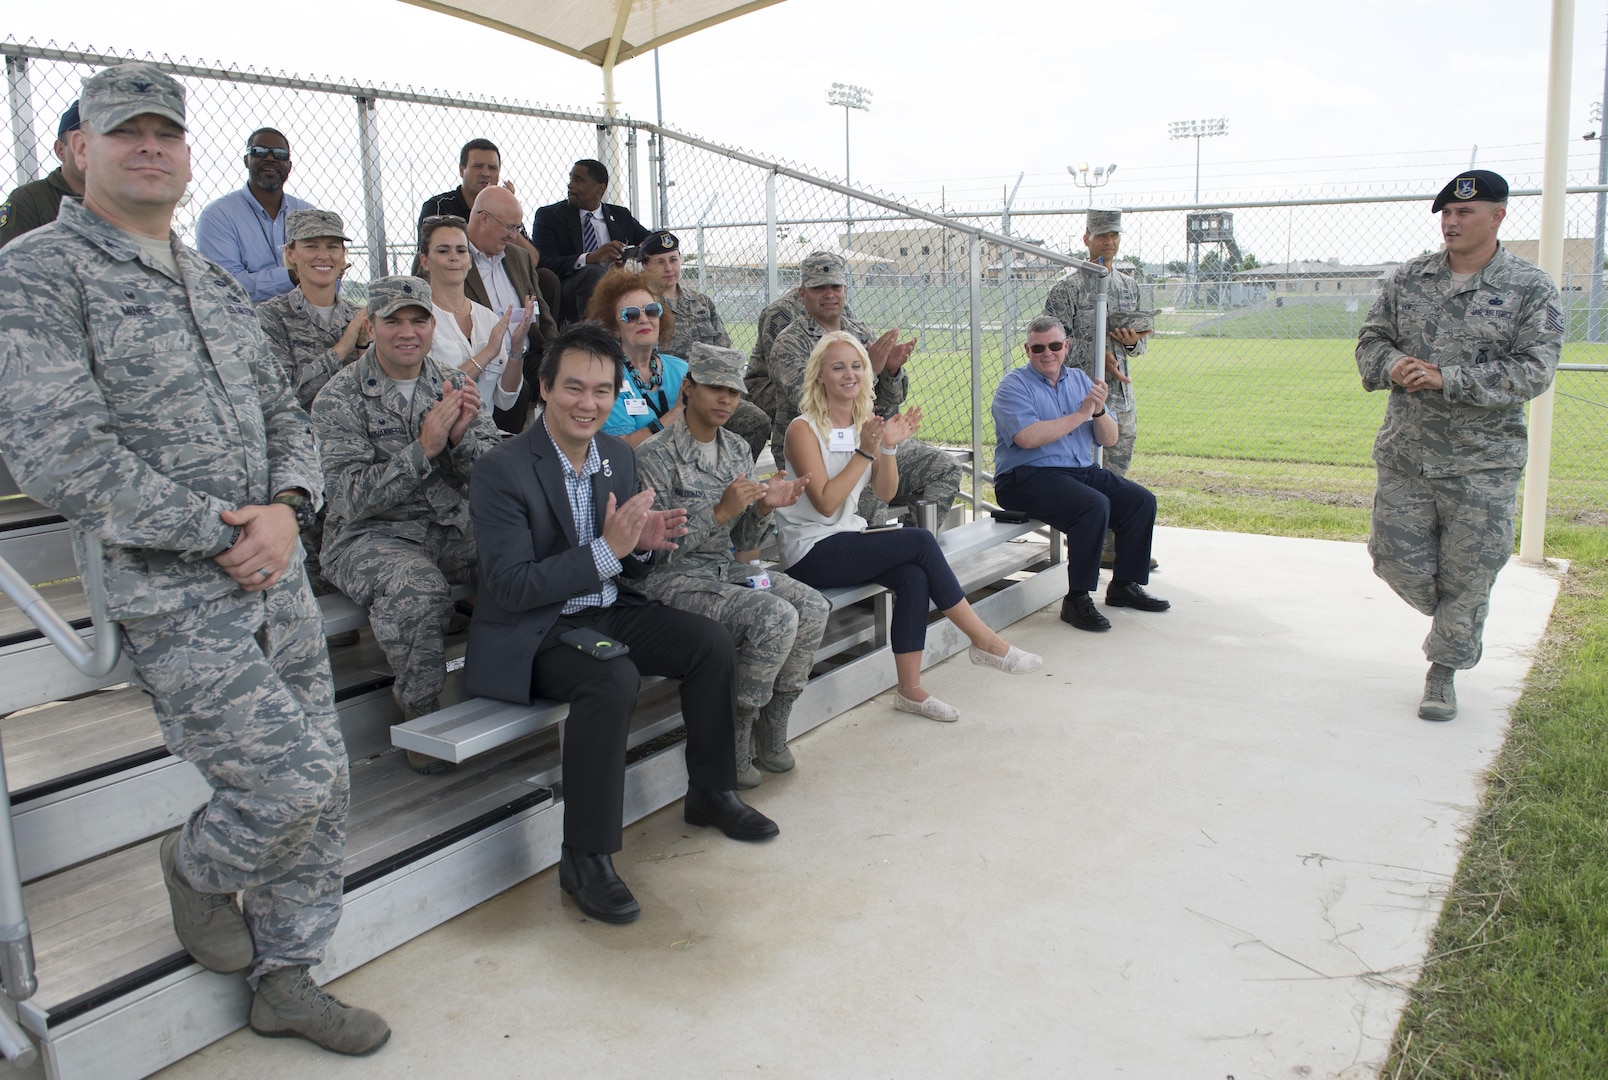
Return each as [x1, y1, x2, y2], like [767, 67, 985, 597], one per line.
[625, 397, 652, 416]
[828, 427, 856, 453]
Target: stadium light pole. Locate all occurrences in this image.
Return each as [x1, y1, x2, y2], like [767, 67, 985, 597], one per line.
[827, 82, 872, 252]
[1168, 118, 1228, 203]
[1068, 162, 1118, 209]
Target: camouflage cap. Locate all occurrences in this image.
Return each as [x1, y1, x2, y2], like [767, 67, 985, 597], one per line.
[639, 230, 679, 258]
[685, 343, 747, 393]
[366, 276, 433, 318]
[800, 250, 847, 287]
[1086, 209, 1123, 236]
[79, 63, 186, 134]
[286, 209, 351, 244]
[1106, 309, 1155, 334]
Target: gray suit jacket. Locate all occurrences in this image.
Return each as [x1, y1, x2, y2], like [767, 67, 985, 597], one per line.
[464, 419, 651, 705]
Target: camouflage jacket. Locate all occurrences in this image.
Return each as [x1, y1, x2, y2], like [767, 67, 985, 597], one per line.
[1042, 265, 1146, 411]
[664, 283, 731, 360]
[311, 349, 503, 565]
[768, 314, 908, 428]
[635, 419, 773, 586]
[744, 292, 807, 414]
[0, 200, 322, 619]
[255, 287, 361, 410]
[1356, 245, 1561, 477]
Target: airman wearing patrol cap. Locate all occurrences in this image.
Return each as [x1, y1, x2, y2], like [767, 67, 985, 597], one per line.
[313, 275, 502, 767]
[0, 62, 392, 1055]
[1357, 168, 1559, 722]
[635, 342, 829, 788]
[1041, 208, 1155, 567]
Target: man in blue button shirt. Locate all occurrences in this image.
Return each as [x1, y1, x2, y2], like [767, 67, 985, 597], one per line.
[992, 315, 1168, 631]
[196, 127, 312, 302]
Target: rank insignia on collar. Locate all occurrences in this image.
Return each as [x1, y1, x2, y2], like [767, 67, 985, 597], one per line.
[1455, 178, 1477, 200]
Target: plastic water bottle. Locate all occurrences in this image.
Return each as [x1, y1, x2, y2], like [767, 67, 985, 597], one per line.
[745, 559, 771, 590]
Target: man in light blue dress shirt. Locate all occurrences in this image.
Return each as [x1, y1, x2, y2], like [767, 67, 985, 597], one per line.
[196, 127, 312, 302]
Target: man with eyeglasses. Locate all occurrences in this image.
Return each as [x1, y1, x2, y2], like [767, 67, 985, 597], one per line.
[532, 158, 650, 324]
[196, 127, 312, 303]
[764, 251, 961, 526]
[462, 186, 560, 398]
[991, 316, 1167, 632]
[418, 138, 541, 264]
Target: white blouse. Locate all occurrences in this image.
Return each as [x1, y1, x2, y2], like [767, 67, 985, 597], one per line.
[430, 300, 522, 412]
[773, 416, 870, 568]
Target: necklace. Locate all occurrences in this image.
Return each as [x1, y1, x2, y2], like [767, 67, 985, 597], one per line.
[626, 352, 663, 392]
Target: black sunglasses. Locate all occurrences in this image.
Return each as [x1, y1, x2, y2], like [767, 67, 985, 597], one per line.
[421, 214, 468, 227]
[1028, 340, 1067, 354]
[620, 303, 664, 323]
[247, 146, 290, 161]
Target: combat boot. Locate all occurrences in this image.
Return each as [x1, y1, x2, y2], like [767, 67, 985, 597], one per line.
[735, 706, 762, 788]
[754, 689, 798, 773]
[1419, 663, 1458, 721]
[160, 832, 254, 973]
[250, 965, 391, 1055]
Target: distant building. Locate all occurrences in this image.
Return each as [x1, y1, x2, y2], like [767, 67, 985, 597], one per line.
[1236, 258, 1400, 295]
[1501, 238, 1598, 289]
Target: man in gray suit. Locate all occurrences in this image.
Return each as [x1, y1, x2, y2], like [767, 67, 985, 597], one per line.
[464, 322, 778, 925]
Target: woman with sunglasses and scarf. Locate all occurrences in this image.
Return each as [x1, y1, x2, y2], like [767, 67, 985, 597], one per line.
[584, 267, 685, 449]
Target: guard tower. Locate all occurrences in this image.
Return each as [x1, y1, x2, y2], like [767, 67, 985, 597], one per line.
[1184, 211, 1241, 306]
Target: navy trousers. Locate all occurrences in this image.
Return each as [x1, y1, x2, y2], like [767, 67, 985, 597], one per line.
[995, 464, 1156, 594]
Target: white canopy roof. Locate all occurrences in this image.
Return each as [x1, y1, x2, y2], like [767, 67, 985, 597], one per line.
[396, 0, 787, 67]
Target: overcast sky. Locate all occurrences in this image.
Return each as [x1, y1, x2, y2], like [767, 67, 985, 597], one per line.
[12, 0, 1608, 214]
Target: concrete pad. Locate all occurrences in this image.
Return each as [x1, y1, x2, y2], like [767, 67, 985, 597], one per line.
[154, 527, 1562, 1080]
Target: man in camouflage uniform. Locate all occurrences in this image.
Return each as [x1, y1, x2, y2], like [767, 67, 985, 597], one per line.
[1356, 169, 1560, 721]
[637, 229, 772, 462]
[764, 252, 962, 524]
[636, 344, 829, 788]
[0, 64, 387, 1055]
[312, 277, 502, 766]
[1043, 209, 1154, 566]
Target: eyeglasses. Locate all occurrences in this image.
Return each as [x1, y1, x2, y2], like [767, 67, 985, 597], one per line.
[475, 209, 521, 236]
[1027, 340, 1067, 354]
[620, 303, 664, 323]
[247, 146, 290, 161]
[421, 214, 468, 227]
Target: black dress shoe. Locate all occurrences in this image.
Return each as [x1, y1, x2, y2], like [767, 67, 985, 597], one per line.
[558, 845, 640, 923]
[1060, 592, 1110, 632]
[684, 787, 779, 841]
[1105, 581, 1171, 612]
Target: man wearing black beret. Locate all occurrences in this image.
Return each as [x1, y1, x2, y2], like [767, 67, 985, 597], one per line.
[1356, 170, 1561, 721]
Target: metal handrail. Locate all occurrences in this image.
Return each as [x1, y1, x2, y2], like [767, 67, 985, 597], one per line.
[0, 533, 122, 679]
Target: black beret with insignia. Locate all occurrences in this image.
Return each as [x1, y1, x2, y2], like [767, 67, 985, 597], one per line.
[1431, 170, 1509, 213]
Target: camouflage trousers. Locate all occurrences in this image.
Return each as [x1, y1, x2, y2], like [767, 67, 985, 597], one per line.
[1369, 466, 1520, 669]
[856, 438, 964, 526]
[325, 530, 477, 711]
[639, 565, 829, 711]
[120, 563, 346, 985]
[1099, 407, 1137, 559]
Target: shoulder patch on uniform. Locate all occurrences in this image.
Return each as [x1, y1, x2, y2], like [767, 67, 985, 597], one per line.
[0, 202, 9, 229]
[1545, 303, 1565, 334]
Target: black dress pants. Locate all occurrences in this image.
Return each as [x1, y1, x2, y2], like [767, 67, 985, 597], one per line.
[533, 601, 738, 853]
[995, 465, 1156, 594]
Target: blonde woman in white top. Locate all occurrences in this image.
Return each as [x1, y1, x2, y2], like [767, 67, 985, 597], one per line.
[419, 215, 530, 417]
[776, 331, 1041, 721]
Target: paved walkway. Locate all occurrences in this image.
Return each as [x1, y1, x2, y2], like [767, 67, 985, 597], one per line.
[156, 527, 1562, 1079]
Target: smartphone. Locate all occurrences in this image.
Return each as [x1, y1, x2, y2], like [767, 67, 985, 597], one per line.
[622, 244, 641, 261]
[860, 521, 904, 534]
[991, 509, 1030, 524]
[559, 627, 631, 660]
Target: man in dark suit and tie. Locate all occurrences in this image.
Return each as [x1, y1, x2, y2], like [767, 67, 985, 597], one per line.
[462, 186, 561, 431]
[465, 322, 778, 925]
[532, 158, 650, 324]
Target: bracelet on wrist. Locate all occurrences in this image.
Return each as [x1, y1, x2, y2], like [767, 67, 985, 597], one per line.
[853, 448, 875, 462]
[878, 444, 899, 456]
[1092, 408, 1107, 418]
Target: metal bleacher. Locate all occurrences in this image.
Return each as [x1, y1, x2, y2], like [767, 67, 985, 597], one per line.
[0, 452, 1065, 1079]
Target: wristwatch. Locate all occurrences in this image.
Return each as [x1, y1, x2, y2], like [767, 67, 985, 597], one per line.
[271, 490, 317, 531]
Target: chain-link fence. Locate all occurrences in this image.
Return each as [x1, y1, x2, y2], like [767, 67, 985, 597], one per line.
[6, 39, 1603, 523]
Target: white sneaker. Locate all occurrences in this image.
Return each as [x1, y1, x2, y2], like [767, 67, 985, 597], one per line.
[893, 689, 961, 722]
[968, 644, 1043, 674]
